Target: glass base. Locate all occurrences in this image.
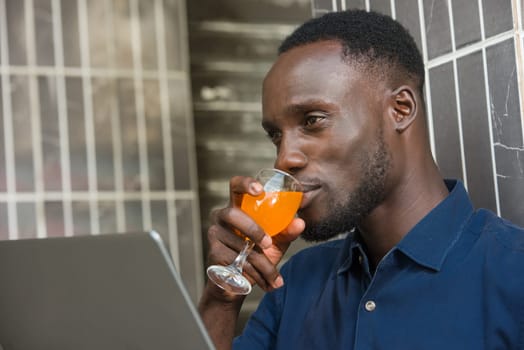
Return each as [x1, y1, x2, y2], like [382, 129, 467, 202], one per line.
[206, 264, 252, 295]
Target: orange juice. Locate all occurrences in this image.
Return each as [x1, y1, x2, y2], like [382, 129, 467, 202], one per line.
[241, 191, 303, 236]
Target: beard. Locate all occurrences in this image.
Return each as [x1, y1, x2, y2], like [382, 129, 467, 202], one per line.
[299, 133, 391, 242]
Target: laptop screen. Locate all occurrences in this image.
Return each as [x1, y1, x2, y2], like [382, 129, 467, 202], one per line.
[0, 231, 215, 350]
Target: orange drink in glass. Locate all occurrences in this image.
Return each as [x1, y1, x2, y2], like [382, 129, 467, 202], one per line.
[206, 168, 302, 295]
[241, 191, 303, 236]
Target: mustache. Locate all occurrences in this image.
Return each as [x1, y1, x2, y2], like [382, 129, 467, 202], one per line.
[295, 177, 323, 191]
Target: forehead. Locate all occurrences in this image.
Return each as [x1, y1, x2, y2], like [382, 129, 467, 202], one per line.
[264, 40, 350, 91]
[262, 41, 371, 116]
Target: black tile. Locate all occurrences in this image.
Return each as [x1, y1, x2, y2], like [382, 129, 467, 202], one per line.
[139, 1, 158, 70]
[0, 81, 5, 192]
[38, 76, 62, 191]
[395, 0, 423, 54]
[112, 0, 133, 70]
[486, 39, 522, 147]
[164, 0, 185, 71]
[91, 78, 116, 191]
[143, 79, 166, 191]
[0, 203, 7, 240]
[169, 80, 193, 191]
[457, 51, 497, 212]
[186, 0, 311, 24]
[98, 201, 117, 234]
[117, 78, 141, 191]
[11, 75, 35, 192]
[423, 0, 452, 59]
[45, 201, 64, 237]
[191, 73, 263, 105]
[175, 198, 199, 303]
[72, 201, 90, 235]
[17, 202, 36, 239]
[482, 0, 512, 38]
[313, 0, 334, 11]
[87, 1, 111, 68]
[429, 62, 463, 181]
[344, 0, 366, 10]
[495, 151, 524, 226]
[65, 77, 88, 191]
[313, 9, 331, 18]
[486, 40, 524, 224]
[6, 0, 27, 65]
[125, 200, 143, 231]
[61, 0, 81, 67]
[151, 200, 169, 245]
[369, 0, 391, 16]
[188, 31, 282, 64]
[451, 0, 481, 49]
[194, 110, 274, 181]
[34, 0, 55, 66]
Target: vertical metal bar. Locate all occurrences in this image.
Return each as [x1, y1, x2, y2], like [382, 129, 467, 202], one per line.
[26, 0, 46, 238]
[52, 0, 73, 236]
[417, 0, 436, 158]
[130, 0, 151, 230]
[155, 0, 179, 269]
[478, 0, 502, 215]
[0, 0, 19, 239]
[77, 0, 100, 233]
[448, 0, 469, 188]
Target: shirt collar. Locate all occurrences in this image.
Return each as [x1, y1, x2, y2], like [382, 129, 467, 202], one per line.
[336, 230, 362, 275]
[336, 179, 474, 274]
[395, 179, 474, 271]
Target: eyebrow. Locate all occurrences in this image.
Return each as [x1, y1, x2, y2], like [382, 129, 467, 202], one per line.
[284, 99, 338, 114]
[262, 98, 339, 130]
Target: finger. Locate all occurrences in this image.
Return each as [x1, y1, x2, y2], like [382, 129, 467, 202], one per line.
[207, 225, 278, 291]
[206, 223, 248, 265]
[276, 217, 305, 242]
[215, 206, 272, 249]
[246, 249, 283, 290]
[229, 176, 263, 207]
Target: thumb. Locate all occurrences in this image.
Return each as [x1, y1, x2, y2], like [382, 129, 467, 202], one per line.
[275, 217, 305, 243]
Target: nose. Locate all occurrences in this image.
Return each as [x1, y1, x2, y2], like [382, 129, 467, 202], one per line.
[273, 134, 307, 174]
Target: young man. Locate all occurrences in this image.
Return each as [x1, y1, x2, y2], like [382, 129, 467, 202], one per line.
[198, 9, 524, 350]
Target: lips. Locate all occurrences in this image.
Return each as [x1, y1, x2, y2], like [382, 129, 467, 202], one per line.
[298, 182, 321, 209]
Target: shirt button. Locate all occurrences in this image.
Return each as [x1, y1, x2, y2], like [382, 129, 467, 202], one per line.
[365, 300, 376, 312]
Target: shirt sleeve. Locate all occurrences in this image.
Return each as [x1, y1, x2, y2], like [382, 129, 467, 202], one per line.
[232, 276, 285, 349]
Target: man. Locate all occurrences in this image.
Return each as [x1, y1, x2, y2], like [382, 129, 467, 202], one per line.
[198, 9, 524, 350]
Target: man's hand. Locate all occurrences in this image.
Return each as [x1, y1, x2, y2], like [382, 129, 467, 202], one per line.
[206, 175, 305, 296]
[198, 174, 304, 350]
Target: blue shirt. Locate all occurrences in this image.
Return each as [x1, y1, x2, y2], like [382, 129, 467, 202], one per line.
[233, 180, 524, 349]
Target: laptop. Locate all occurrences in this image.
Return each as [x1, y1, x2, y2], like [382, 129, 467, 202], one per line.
[0, 231, 215, 350]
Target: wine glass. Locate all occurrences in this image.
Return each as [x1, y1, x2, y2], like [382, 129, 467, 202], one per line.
[206, 168, 303, 295]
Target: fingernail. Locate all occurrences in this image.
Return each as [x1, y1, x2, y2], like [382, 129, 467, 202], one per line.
[261, 235, 272, 249]
[273, 276, 284, 289]
[250, 182, 263, 193]
[260, 235, 273, 249]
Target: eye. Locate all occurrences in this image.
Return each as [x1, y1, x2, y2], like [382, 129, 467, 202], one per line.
[304, 114, 326, 128]
[266, 129, 282, 144]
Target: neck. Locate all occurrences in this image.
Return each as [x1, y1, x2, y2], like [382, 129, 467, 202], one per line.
[357, 160, 448, 268]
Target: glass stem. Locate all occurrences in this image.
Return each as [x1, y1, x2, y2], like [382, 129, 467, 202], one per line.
[231, 239, 255, 273]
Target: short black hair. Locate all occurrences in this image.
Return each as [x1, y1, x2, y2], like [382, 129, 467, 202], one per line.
[279, 10, 425, 93]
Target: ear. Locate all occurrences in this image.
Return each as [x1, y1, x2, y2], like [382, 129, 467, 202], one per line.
[390, 86, 417, 133]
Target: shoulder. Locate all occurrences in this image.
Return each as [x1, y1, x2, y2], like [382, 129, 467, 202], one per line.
[283, 238, 346, 269]
[279, 237, 347, 286]
[470, 209, 524, 252]
[467, 210, 524, 297]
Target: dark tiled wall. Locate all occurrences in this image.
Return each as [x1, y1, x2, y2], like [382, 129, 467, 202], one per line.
[312, 0, 524, 226]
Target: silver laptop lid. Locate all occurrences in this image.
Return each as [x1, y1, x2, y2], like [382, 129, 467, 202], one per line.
[0, 231, 215, 350]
